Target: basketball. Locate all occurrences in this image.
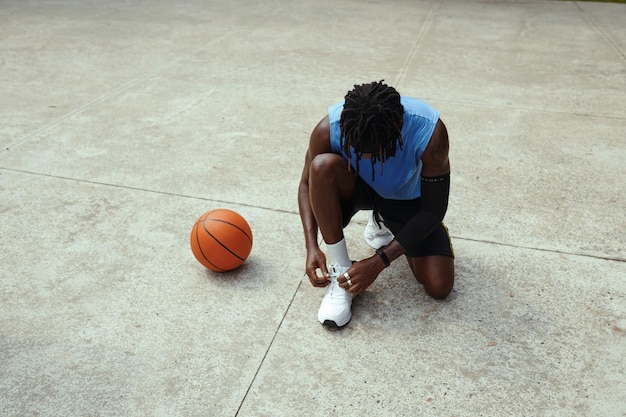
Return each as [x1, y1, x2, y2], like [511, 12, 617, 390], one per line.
[190, 208, 253, 272]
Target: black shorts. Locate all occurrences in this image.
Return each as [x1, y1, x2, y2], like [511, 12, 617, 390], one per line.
[341, 177, 454, 258]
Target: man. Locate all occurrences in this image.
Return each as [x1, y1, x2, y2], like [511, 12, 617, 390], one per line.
[298, 81, 454, 328]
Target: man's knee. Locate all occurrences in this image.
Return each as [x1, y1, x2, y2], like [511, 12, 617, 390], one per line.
[424, 276, 454, 299]
[407, 256, 454, 299]
[309, 153, 345, 179]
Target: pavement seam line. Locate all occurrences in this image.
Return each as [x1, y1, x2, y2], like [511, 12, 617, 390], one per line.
[4, 5, 290, 154]
[454, 236, 625, 263]
[395, 0, 441, 86]
[3, 31, 236, 152]
[2, 167, 623, 264]
[234, 279, 303, 417]
[424, 98, 626, 120]
[575, 1, 626, 61]
[0, 166, 297, 215]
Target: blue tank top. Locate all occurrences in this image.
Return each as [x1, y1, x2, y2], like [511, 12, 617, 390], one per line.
[328, 96, 439, 200]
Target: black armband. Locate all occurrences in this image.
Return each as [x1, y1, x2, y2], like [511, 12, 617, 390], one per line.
[421, 175, 448, 183]
[395, 173, 450, 250]
[376, 247, 391, 267]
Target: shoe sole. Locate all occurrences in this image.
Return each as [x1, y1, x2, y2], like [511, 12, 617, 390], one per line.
[322, 317, 351, 328]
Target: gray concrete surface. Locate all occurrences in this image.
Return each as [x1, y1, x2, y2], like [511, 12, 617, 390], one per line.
[1, 0, 624, 416]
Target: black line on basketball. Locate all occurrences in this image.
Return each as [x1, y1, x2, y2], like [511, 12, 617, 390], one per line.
[195, 222, 226, 271]
[205, 218, 252, 243]
[201, 220, 246, 261]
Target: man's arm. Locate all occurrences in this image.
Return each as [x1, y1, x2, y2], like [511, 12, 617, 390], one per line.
[376, 119, 451, 264]
[298, 116, 334, 285]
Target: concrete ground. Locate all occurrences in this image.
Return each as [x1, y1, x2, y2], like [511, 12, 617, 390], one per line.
[1, 0, 624, 416]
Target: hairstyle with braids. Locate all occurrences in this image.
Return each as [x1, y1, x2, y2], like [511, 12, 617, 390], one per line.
[339, 80, 404, 181]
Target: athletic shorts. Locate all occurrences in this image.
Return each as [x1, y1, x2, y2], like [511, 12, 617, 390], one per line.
[341, 177, 454, 258]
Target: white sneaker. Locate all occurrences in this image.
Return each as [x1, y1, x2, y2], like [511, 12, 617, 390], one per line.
[364, 211, 393, 249]
[317, 264, 353, 328]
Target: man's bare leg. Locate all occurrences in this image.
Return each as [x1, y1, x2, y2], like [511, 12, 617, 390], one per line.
[407, 255, 455, 299]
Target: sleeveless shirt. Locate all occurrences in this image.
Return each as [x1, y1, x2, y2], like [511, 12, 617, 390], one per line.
[328, 96, 439, 200]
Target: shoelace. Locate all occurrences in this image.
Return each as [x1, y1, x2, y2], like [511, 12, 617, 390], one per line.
[327, 265, 348, 300]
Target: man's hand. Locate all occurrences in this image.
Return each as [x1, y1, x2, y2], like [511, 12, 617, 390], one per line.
[305, 248, 331, 287]
[336, 255, 386, 296]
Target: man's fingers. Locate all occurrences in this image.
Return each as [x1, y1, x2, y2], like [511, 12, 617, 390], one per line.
[315, 261, 328, 277]
[306, 268, 329, 287]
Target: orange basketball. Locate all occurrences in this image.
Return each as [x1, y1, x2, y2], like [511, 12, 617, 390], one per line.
[190, 208, 253, 272]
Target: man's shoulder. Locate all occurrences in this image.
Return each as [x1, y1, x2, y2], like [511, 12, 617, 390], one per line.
[312, 115, 330, 139]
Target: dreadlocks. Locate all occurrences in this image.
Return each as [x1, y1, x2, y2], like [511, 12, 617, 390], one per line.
[339, 80, 404, 181]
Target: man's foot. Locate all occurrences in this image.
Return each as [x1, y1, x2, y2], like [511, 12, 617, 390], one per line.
[317, 264, 353, 328]
[364, 211, 394, 249]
